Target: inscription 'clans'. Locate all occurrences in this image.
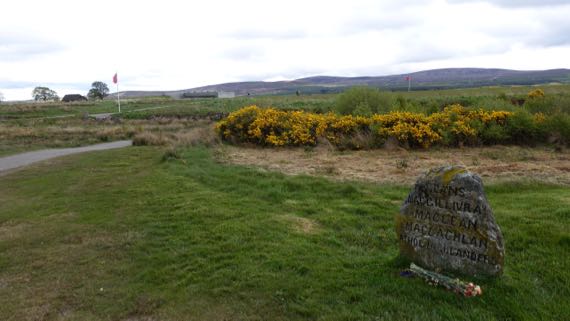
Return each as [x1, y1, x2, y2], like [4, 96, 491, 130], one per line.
[396, 166, 505, 277]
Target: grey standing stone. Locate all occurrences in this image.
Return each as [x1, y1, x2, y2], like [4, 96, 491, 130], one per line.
[396, 165, 505, 277]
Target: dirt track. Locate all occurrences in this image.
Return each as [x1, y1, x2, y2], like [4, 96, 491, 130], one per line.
[0, 140, 132, 175]
[219, 145, 570, 186]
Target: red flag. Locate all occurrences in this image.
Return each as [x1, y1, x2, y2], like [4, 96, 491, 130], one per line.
[113, 73, 118, 84]
[405, 76, 411, 81]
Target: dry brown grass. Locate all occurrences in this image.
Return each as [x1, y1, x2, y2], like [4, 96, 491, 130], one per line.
[279, 215, 321, 234]
[0, 102, 73, 113]
[0, 118, 219, 156]
[218, 145, 570, 186]
[132, 132, 171, 146]
[172, 124, 221, 147]
[0, 221, 30, 242]
[132, 123, 220, 148]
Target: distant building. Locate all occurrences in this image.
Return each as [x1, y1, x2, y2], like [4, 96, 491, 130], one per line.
[62, 94, 88, 102]
[181, 91, 218, 99]
[218, 91, 236, 98]
[181, 91, 236, 99]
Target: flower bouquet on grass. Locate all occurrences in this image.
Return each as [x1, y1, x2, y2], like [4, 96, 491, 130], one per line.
[402, 263, 482, 297]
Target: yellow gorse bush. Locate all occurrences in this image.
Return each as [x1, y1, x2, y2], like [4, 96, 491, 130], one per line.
[216, 105, 516, 148]
[527, 88, 545, 99]
[372, 111, 440, 148]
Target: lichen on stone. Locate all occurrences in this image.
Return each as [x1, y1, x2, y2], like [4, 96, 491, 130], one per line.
[396, 165, 505, 277]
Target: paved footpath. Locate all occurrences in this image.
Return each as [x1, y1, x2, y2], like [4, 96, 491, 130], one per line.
[0, 140, 132, 174]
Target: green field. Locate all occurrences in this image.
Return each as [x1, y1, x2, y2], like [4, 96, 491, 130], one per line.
[0, 146, 568, 320]
[0, 95, 335, 121]
[2, 83, 570, 121]
[2, 83, 570, 157]
[1, 85, 569, 320]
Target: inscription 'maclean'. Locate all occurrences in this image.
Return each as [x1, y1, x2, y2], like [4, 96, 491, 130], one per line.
[412, 208, 478, 231]
[403, 222, 488, 249]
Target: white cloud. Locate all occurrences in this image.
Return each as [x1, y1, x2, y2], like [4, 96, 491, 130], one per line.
[0, 33, 64, 62]
[0, 0, 569, 100]
[448, 0, 570, 8]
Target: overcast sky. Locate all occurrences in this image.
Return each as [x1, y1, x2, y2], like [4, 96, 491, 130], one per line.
[1, 0, 570, 100]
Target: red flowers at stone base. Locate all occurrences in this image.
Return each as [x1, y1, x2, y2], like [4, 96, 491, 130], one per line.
[406, 263, 483, 297]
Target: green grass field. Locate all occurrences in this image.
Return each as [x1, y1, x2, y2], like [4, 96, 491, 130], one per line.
[1, 146, 568, 320]
[2, 83, 570, 157]
[1, 85, 569, 319]
[0, 95, 336, 121]
[2, 83, 570, 121]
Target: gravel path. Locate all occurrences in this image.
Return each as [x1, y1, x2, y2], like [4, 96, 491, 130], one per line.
[0, 140, 132, 174]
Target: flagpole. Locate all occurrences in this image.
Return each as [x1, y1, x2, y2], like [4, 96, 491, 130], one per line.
[408, 77, 411, 92]
[116, 73, 121, 113]
[117, 83, 121, 113]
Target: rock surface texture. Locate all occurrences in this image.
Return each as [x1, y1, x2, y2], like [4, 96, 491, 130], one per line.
[396, 165, 505, 277]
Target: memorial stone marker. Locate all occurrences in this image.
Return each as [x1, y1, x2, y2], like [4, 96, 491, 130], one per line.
[396, 165, 505, 277]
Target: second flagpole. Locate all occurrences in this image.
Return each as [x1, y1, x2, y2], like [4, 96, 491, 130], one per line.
[117, 81, 121, 113]
[114, 72, 121, 113]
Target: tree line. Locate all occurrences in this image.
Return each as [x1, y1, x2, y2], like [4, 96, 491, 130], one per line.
[29, 81, 110, 102]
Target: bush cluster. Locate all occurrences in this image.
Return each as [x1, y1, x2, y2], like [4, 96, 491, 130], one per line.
[216, 105, 569, 149]
[335, 86, 394, 115]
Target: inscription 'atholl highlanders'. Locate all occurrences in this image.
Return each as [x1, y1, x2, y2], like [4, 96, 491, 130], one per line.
[396, 165, 505, 277]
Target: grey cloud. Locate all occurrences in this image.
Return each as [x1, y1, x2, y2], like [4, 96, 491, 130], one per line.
[339, 3, 424, 36]
[396, 31, 513, 64]
[397, 45, 477, 65]
[488, 12, 570, 47]
[0, 80, 87, 93]
[0, 33, 64, 61]
[532, 13, 570, 47]
[538, 33, 570, 47]
[398, 49, 460, 64]
[343, 16, 416, 35]
[0, 80, 37, 89]
[219, 45, 266, 61]
[224, 29, 307, 40]
[448, 0, 570, 8]
[234, 67, 329, 82]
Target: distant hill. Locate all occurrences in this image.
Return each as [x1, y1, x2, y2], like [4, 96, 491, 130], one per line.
[112, 68, 570, 98]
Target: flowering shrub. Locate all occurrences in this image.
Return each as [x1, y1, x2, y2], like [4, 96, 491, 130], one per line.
[428, 104, 512, 146]
[528, 88, 545, 99]
[216, 104, 560, 149]
[372, 112, 440, 148]
[217, 106, 325, 146]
